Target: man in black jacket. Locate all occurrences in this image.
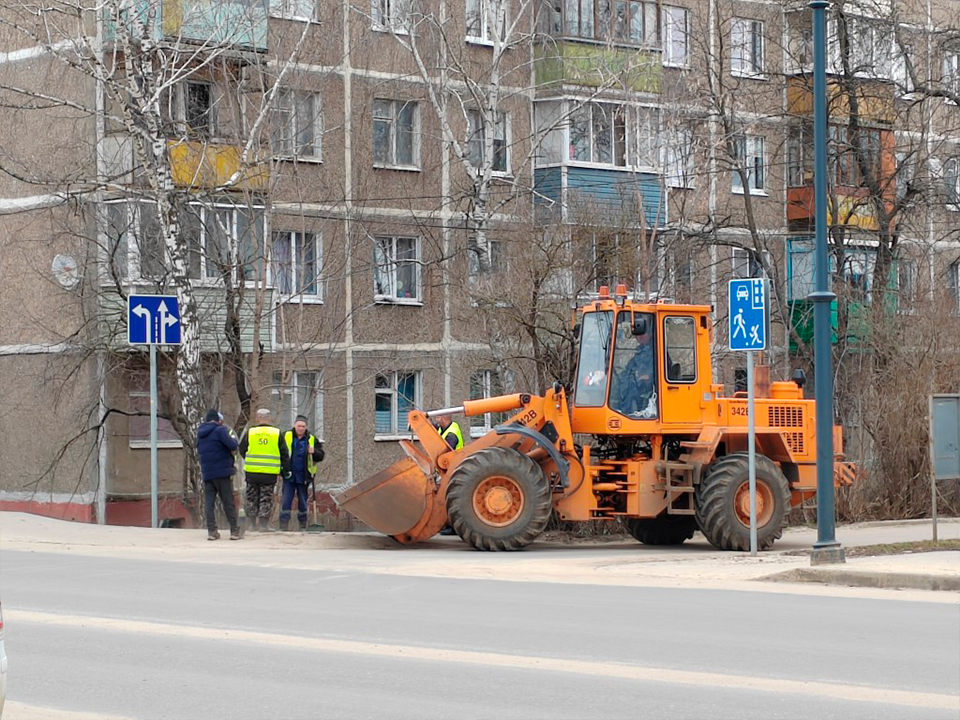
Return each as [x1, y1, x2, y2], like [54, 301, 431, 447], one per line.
[197, 409, 240, 541]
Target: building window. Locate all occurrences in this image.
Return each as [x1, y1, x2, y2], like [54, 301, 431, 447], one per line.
[272, 231, 321, 299]
[944, 158, 960, 208]
[181, 81, 215, 138]
[468, 237, 503, 279]
[373, 0, 410, 32]
[271, 371, 323, 435]
[787, 239, 815, 302]
[466, 0, 506, 42]
[373, 99, 418, 168]
[787, 126, 811, 187]
[570, 103, 627, 166]
[374, 236, 420, 302]
[563, 0, 658, 45]
[944, 51, 960, 98]
[732, 247, 769, 279]
[101, 202, 266, 283]
[469, 370, 506, 436]
[375, 371, 419, 435]
[829, 126, 882, 188]
[272, 90, 322, 159]
[129, 373, 181, 448]
[840, 249, 876, 302]
[731, 18, 764, 76]
[269, 0, 318, 20]
[785, 13, 812, 73]
[662, 126, 693, 187]
[896, 258, 916, 311]
[731, 135, 765, 193]
[661, 6, 688, 66]
[845, 17, 893, 78]
[467, 110, 508, 173]
[948, 262, 960, 313]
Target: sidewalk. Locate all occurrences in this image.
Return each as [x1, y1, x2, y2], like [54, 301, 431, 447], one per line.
[1, 511, 957, 594]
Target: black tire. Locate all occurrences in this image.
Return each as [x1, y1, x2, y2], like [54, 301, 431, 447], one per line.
[446, 447, 551, 551]
[695, 453, 791, 551]
[624, 515, 698, 546]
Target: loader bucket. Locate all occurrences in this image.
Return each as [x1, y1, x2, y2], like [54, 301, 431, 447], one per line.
[334, 457, 445, 541]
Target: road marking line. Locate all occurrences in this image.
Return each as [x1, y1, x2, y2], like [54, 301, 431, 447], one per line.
[8, 609, 959, 711]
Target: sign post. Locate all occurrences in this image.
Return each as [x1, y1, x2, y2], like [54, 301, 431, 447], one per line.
[729, 277, 768, 556]
[127, 294, 182, 529]
[929, 394, 960, 543]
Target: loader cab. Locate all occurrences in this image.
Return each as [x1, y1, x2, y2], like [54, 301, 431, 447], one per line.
[572, 288, 714, 434]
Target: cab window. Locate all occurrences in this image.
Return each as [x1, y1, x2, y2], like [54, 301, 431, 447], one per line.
[610, 311, 658, 419]
[574, 310, 613, 407]
[664, 316, 696, 383]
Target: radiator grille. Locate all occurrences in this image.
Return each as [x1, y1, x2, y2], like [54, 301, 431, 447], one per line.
[785, 432, 805, 455]
[769, 406, 804, 428]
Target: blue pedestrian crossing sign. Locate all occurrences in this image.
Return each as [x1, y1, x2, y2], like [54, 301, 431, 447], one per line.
[127, 294, 182, 345]
[728, 278, 767, 351]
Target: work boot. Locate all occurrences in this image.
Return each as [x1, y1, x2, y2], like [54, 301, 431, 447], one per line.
[299, 521, 308, 532]
[279, 520, 289, 532]
[439, 526, 456, 536]
[229, 529, 241, 541]
[207, 530, 220, 541]
[259, 520, 276, 532]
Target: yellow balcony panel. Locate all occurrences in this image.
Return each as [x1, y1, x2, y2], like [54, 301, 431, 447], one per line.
[787, 78, 895, 125]
[168, 140, 268, 191]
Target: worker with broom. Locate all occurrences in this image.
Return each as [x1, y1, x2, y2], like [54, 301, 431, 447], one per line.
[280, 414, 325, 532]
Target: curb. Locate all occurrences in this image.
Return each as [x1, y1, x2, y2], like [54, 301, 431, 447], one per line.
[762, 568, 960, 592]
[851, 517, 960, 529]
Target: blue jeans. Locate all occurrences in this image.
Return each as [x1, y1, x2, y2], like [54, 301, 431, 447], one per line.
[280, 480, 309, 527]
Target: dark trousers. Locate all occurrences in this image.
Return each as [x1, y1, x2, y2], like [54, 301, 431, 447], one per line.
[280, 480, 309, 527]
[204, 477, 238, 533]
[245, 480, 276, 522]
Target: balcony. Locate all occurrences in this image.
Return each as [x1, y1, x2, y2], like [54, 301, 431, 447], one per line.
[787, 187, 882, 231]
[168, 140, 269, 191]
[535, 41, 660, 94]
[104, 0, 268, 52]
[535, 166, 664, 226]
[787, 77, 895, 126]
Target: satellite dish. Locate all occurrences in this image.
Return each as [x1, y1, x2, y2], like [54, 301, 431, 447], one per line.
[52, 254, 80, 289]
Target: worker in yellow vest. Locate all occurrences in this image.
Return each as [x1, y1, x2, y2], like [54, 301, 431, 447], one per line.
[435, 413, 464, 536]
[280, 414, 325, 531]
[435, 413, 464, 451]
[239, 408, 290, 532]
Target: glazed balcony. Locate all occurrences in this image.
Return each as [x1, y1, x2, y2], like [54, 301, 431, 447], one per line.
[104, 0, 268, 52]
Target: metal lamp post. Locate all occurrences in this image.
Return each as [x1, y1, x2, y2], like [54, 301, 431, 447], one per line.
[809, 0, 845, 565]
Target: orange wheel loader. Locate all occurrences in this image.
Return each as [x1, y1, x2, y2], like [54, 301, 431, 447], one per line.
[336, 285, 856, 551]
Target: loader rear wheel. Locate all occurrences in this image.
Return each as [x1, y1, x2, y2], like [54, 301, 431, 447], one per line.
[624, 515, 697, 546]
[695, 453, 790, 551]
[446, 448, 551, 551]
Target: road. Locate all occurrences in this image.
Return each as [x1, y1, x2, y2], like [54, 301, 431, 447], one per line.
[2, 537, 959, 720]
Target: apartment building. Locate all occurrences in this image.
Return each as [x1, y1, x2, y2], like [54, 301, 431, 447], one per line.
[0, 0, 957, 525]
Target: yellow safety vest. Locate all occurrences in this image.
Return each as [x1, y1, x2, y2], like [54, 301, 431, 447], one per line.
[440, 421, 464, 450]
[283, 431, 318, 477]
[243, 425, 282, 475]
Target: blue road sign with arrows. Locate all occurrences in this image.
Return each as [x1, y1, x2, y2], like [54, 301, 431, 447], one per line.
[728, 278, 767, 351]
[127, 295, 181, 345]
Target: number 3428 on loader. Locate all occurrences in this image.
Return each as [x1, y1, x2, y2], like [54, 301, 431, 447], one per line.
[336, 285, 856, 552]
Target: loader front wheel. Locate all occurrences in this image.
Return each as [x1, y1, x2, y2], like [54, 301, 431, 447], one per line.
[624, 515, 697, 546]
[446, 448, 551, 551]
[695, 453, 790, 551]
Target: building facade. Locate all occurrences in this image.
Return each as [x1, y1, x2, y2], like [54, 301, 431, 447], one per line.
[0, 0, 958, 525]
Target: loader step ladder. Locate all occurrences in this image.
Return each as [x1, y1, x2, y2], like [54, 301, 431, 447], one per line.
[655, 461, 696, 515]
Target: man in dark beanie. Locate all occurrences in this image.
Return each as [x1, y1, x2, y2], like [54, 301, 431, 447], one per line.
[197, 409, 240, 541]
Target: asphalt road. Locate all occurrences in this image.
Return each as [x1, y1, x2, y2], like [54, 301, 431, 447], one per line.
[1, 547, 958, 720]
